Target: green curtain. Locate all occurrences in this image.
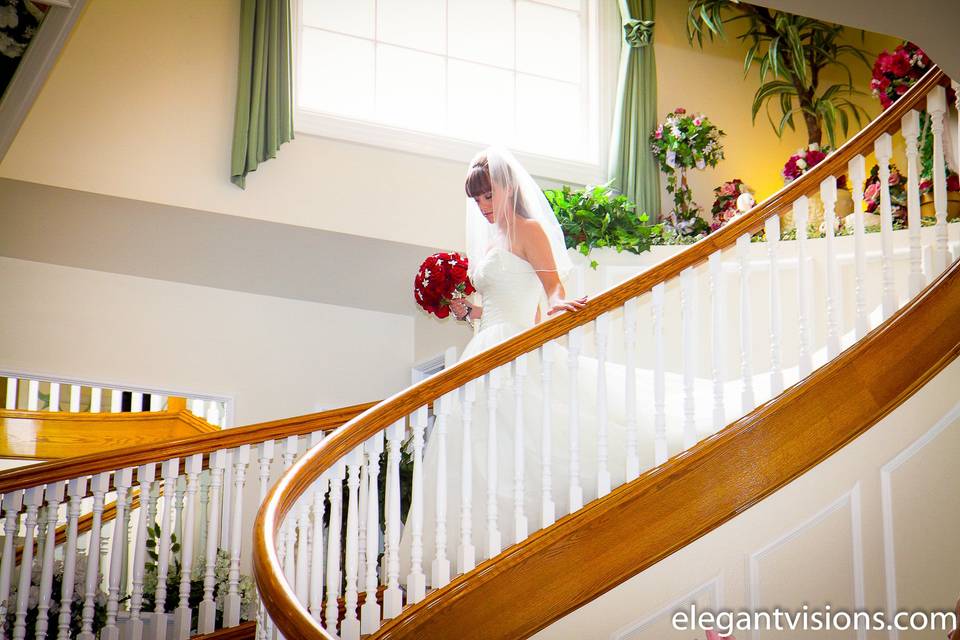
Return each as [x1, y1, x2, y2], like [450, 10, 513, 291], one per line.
[608, 0, 660, 220]
[231, 0, 294, 189]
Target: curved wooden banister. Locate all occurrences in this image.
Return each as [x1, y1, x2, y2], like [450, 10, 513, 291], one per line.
[0, 401, 377, 494]
[0, 408, 218, 460]
[252, 66, 951, 640]
[370, 256, 960, 640]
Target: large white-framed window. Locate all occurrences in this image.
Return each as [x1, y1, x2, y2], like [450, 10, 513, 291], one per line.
[294, 0, 609, 184]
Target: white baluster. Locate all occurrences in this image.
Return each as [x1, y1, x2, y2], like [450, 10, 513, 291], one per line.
[623, 300, 640, 479]
[78, 472, 109, 640]
[36, 481, 66, 640]
[131, 391, 143, 412]
[309, 470, 328, 627]
[282, 434, 299, 469]
[539, 343, 557, 526]
[173, 455, 202, 639]
[90, 387, 102, 413]
[27, 379, 39, 410]
[651, 282, 667, 464]
[119, 488, 133, 602]
[875, 132, 897, 319]
[512, 354, 529, 540]
[383, 420, 404, 618]
[205, 400, 221, 426]
[223, 444, 250, 627]
[173, 475, 186, 555]
[764, 215, 784, 396]
[484, 368, 502, 559]
[568, 321, 584, 510]
[12, 486, 43, 640]
[4, 376, 16, 409]
[708, 251, 726, 430]
[295, 496, 311, 604]
[152, 460, 179, 640]
[737, 233, 755, 412]
[431, 392, 451, 589]
[407, 406, 428, 602]
[795, 197, 813, 377]
[341, 448, 363, 640]
[848, 156, 869, 339]
[56, 479, 86, 640]
[457, 381, 476, 574]
[594, 314, 612, 494]
[149, 393, 164, 412]
[110, 388, 123, 413]
[101, 468, 133, 640]
[0, 490, 23, 633]
[902, 110, 926, 296]
[680, 268, 698, 449]
[360, 433, 383, 633]
[48, 383, 60, 412]
[190, 398, 204, 417]
[128, 463, 156, 640]
[219, 448, 233, 552]
[69, 384, 81, 412]
[821, 177, 842, 359]
[196, 470, 210, 579]
[324, 464, 344, 635]
[928, 86, 950, 273]
[197, 451, 225, 633]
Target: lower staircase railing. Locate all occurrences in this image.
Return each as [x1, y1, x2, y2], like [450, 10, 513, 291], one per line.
[252, 66, 960, 640]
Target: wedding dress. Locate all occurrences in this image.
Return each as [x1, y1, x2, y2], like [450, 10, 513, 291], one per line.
[398, 245, 732, 582]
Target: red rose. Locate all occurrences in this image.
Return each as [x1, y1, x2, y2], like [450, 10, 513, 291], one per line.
[948, 173, 960, 192]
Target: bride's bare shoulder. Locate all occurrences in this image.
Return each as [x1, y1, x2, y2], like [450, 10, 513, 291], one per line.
[515, 216, 549, 240]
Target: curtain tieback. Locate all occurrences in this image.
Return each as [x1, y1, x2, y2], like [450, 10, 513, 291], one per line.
[623, 18, 654, 47]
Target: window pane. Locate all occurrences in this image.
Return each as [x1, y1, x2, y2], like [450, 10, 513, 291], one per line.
[535, 0, 582, 11]
[377, 0, 446, 54]
[517, 1, 580, 83]
[303, 0, 375, 38]
[447, 0, 515, 69]
[447, 60, 515, 144]
[299, 29, 375, 119]
[516, 74, 582, 160]
[376, 45, 446, 132]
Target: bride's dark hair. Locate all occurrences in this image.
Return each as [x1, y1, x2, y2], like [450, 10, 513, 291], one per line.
[465, 153, 530, 218]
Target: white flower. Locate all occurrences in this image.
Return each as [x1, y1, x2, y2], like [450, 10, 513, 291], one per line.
[695, 157, 706, 170]
[0, 5, 18, 29]
[670, 125, 682, 139]
[736, 192, 755, 212]
[665, 149, 677, 169]
[796, 158, 807, 170]
[808, 142, 820, 151]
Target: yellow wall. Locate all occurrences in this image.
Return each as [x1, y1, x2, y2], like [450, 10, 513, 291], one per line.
[0, 0, 900, 249]
[653, 0, 899, 215]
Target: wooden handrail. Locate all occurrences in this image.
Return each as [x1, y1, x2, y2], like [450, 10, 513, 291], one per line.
[0, 408, 219, 460]
[369, 255, 960, 640]
[0, 401, 377, 494]
[252, 65, 952, 640]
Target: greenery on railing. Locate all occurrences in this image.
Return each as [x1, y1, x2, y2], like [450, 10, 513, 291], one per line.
[544, 184, 661, 269]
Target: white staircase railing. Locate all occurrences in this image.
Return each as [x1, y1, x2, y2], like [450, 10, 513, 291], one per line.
[254, 69, 960, 640]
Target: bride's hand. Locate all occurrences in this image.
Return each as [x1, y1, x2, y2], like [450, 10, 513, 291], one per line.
[449, 298, 471, 321]
[546, 295, 588, 316]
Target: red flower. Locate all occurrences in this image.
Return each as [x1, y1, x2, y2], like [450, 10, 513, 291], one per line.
[674, 107, 686, 114]
[413, 252, 475, 320]
[948, 173, 960, 192]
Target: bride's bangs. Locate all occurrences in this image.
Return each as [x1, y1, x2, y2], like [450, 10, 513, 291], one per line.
[465, 160, 491, 198]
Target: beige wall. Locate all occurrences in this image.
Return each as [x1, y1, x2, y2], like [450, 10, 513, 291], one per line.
[535, 357, 960, 640]
[0, 0, 897, 254]
[0, 257, 413, 426]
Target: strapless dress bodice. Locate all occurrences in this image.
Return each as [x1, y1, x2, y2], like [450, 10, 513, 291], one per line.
[471, 247, 542, 333]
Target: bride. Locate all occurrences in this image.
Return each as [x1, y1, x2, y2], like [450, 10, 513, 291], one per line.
[398, 146, 725, 586]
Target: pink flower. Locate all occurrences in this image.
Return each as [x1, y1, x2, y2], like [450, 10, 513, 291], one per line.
[675, 107, 686, 114]
[655, 128, 663, 140]
[889, 170, 901, 185]
[919, 179, 933, 192]
[721, 182, 738, 196]
[864, 181, 881, 202]
[693, 117, 703, 126]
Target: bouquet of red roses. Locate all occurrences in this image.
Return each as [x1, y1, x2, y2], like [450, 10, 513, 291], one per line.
[414, 252, 475, 320]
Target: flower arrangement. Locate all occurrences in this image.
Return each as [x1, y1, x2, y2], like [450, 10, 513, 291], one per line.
[871, 42, 938, 109]
[710, 179, 755, 231]
[650, 107, 725, 236]
[782, 143, 829, 183]
[2, 553, 107, 639]
[863, 162, 908, 218]
[544, 184, 659, 269]
[413, 252, 475, 320]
